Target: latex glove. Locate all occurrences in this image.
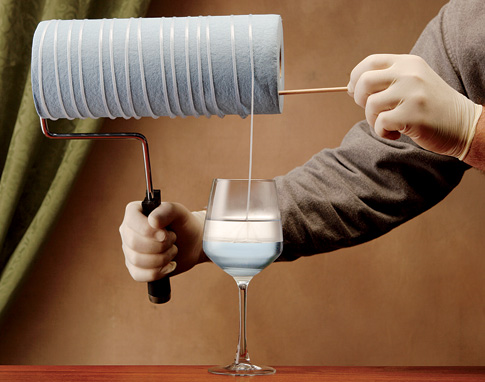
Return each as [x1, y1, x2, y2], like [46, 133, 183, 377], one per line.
[347, 54, 483, 160]
[119, 201, 207, 282]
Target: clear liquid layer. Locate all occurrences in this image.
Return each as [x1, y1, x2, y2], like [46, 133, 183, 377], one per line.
[203, 219, 283, 242]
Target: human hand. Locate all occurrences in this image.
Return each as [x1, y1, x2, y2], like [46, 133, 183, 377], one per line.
[347, 54, 483, 159]
[119, 201, 207, 282]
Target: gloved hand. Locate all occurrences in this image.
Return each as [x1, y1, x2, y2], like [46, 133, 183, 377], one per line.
[347, 54, 483, 160]
[119, 201, 207, 282]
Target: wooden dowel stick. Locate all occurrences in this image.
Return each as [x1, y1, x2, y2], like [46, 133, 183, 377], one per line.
[279, 86, 348, 95]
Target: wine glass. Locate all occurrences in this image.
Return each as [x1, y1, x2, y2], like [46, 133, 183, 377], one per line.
[203, 178, 283, 376]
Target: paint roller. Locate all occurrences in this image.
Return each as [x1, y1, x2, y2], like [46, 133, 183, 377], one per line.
[31, 14, 347, 304]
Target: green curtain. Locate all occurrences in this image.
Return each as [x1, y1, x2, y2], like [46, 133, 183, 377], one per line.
[0, 0, 151, 321]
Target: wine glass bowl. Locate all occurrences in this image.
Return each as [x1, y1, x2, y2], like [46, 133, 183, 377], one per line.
[203, 179, 283, 376]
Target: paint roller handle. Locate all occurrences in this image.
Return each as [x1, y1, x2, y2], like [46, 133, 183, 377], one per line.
[142, 190, 172, 304]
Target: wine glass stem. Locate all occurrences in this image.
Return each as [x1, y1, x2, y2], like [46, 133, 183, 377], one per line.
[235, 279, 250, 364]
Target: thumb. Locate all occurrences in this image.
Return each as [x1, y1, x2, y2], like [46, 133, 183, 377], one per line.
[346, 80, 354, 97]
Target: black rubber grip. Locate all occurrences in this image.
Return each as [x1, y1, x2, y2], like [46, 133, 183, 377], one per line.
[141, 190, 171, 304]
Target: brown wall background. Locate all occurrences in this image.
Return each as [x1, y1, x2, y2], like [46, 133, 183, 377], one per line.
[2, 0, 485, 366]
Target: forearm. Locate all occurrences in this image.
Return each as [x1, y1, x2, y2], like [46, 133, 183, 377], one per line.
[276, 121, 467, 261]
[463, 106, 485, 171]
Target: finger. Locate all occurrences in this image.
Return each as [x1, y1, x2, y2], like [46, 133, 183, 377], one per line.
[353, 69, 395, 108]
[120, 224, 177, 254]
[148, 202, 192, 232]
[121, 201, 165, 241]
[123, 242, 179, 270]
[348, 54, 396, 95]
[126, 259, 178, 282]
[365, 90, 404, 127]
[120, 226, 177, 253]
[374, 110, 404, 140]
[371, 83, 414, 140]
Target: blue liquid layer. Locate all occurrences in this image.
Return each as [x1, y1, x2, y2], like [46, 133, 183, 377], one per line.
[203, 241, 283, 277]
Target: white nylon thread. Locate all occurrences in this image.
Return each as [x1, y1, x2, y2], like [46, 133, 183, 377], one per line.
[53, 20, 72, 119]
[184, 17, 199, 117]
[137, 18, 158, 118]
[230, 15, 245, 118]
[67, 20, 82, 119]
[78, 20, 96, 119]
[98, 19, 115, 119]
[37, 20, 56, 120]
[109, 19, 129, 119]
[196, 16, 210, 118]
[245, 14, 255, 218]
[124, 18, 140, 119]
[205, 16, 224, 118]
[170, 17, 185, 117]
[159, 18, 175, 118]
[249, 15, 255, 118]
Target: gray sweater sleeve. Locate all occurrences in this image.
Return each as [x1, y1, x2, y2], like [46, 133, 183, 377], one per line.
[276, 0, 483, 261]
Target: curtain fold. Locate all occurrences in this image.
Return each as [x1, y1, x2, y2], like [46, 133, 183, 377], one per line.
[0, 0, 151, 320]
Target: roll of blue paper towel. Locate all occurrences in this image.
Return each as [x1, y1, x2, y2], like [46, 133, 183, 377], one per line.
[31, 15, 284, 120]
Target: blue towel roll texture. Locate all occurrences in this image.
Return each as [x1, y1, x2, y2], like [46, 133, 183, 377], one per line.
[31, 15, 284, 120]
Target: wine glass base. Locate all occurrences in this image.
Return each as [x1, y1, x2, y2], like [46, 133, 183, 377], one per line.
[208, 362, 276, 376]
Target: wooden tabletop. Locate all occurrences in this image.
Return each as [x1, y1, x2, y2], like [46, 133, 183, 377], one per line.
[1, 366, 485, 381]
[0, 365, 485, 382]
